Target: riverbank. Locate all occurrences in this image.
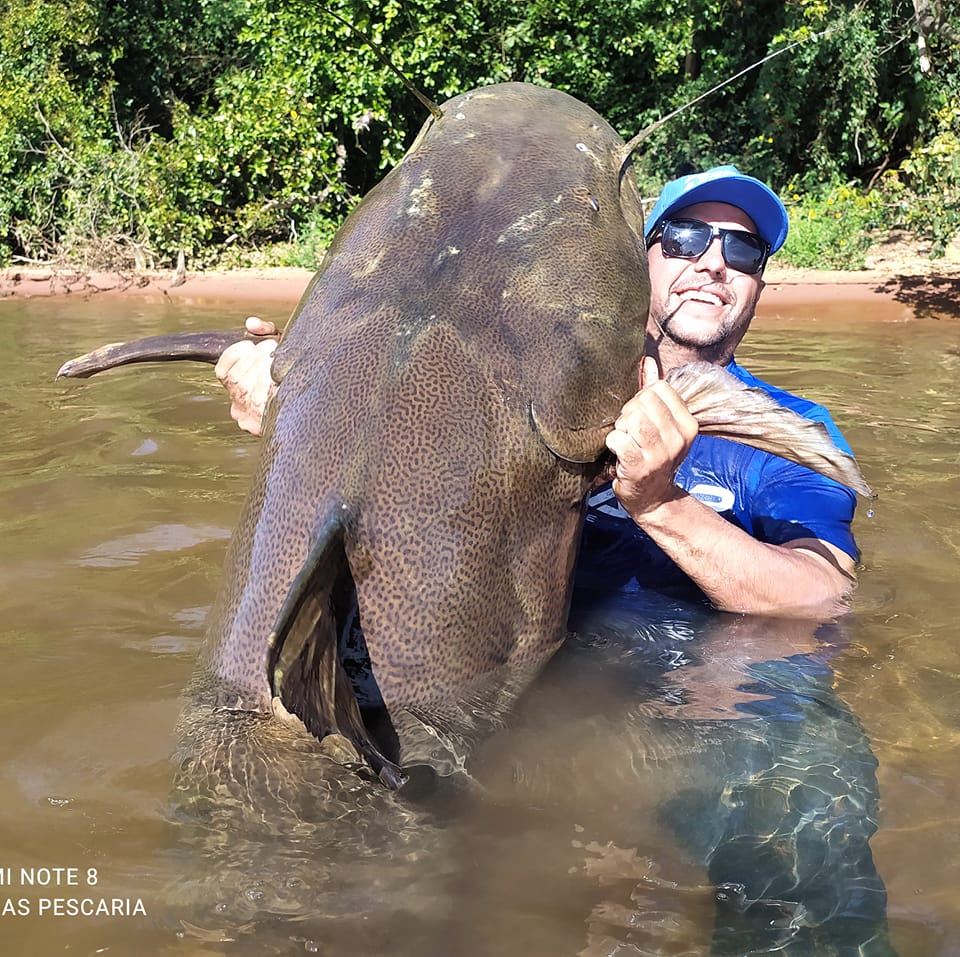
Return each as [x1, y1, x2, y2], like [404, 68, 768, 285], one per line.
[3, 236, 959, 319]
[0, 265, 313, 303]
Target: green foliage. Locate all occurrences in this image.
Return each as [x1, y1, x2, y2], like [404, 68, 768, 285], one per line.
[746, 2, 890, 185]
[0, 0, 257, 265]
[880, 109, 960, 256]
[278, 206, 345, 269]
[875, 2, 960, 257]
[779, 181, 882, 270]
[0, 0, 957, 269]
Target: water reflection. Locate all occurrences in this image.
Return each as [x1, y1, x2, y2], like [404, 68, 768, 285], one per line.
[456, 589, 894, 956]
[153, 589, 892, 956]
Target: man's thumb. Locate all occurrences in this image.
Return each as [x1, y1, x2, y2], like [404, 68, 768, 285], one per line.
[641, 355, 661, 388]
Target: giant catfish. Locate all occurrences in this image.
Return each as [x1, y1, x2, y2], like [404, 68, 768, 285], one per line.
[59, 82, 870, 791]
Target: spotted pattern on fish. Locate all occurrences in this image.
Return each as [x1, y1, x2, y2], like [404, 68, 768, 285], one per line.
[194, 82, 650, 768]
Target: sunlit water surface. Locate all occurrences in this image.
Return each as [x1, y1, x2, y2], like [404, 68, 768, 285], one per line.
[0, 289, 957, 956]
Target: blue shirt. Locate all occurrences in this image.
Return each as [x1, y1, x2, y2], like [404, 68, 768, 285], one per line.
[573, 359, 859, 598]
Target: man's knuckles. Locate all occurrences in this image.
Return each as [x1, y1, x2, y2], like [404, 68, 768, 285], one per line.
[215, 340, 255, 381]
[620, 407, 680, 448]
[648, 384, 688, 418]
[605, 428, 642, 462]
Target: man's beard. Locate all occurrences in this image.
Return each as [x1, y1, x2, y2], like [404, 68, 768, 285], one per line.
[648, 301, 741, 362]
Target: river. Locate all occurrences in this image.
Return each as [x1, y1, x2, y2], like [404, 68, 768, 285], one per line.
[0, 286, 957, 955]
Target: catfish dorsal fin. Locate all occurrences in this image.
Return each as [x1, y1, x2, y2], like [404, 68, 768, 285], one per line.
[666, 362, 873, 498]
[267, 509, 407, 790]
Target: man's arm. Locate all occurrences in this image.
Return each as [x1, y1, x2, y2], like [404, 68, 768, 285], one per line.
[218, 338, 857, 615]
[214, 317, 279, 435]
[632, 494, 856, 616]
[605, 359, 857, 619]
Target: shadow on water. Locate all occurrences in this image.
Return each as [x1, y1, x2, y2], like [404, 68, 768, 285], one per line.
[873, 276, 960, 320]
[459, 591, 896, 957]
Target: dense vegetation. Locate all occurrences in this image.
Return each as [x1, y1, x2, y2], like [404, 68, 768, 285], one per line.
[0, 0, 956, 270]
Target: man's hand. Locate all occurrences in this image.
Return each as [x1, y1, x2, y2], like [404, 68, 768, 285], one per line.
[604, 355, 699, 521]
[214, 317, 279, 436]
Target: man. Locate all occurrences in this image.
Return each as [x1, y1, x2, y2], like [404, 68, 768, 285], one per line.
[217, 165, 861, 618]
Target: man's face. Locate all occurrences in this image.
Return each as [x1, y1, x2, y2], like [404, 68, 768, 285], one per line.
[646, 201, 766, 357]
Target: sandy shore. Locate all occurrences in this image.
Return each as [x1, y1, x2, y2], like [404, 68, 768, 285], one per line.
[0, 266, 314, 303]
[3, 258, 959, 319]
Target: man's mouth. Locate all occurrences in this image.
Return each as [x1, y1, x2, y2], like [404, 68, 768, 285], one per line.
[673, 285, 732, 307]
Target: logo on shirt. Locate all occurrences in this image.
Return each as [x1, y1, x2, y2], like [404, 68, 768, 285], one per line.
[586, 486, 628, 517]
[688, 483, 735, 512]
[587, 483, 736, 518]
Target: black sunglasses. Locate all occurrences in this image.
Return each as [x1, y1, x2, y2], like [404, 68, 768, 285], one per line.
[647, 217, 770, 275]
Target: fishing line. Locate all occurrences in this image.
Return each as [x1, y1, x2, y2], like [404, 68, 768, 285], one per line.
[618, 23, 840, 175]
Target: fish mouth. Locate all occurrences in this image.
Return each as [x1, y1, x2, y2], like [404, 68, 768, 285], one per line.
[266, 511, 407, 790]
[529, 398, 623, 465]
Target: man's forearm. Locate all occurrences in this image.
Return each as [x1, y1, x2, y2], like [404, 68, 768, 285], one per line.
[633, 490, 855, 618]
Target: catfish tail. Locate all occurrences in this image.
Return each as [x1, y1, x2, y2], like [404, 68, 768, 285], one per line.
[267, 508, 407, 790]
[666, 362, 873, 498]
[56, 328, 279, 379]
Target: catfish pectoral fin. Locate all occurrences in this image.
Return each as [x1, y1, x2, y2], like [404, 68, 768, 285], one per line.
[56, 328, 279, 379]
[268, 511, 407, 790]
[667, 362, 873, 498]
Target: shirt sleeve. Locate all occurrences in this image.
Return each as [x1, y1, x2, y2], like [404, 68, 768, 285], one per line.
[749, 458, 860, 562]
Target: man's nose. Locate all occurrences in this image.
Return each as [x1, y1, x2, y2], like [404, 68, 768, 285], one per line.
[694, 235, 726, 277]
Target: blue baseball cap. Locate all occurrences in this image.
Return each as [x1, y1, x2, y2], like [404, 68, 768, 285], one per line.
[645, 165, 789, 254]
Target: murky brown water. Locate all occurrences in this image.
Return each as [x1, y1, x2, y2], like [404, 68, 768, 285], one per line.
[1, 289, 957, 956]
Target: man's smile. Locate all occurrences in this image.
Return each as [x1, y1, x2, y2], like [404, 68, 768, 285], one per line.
[671, 282, 734, 308]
